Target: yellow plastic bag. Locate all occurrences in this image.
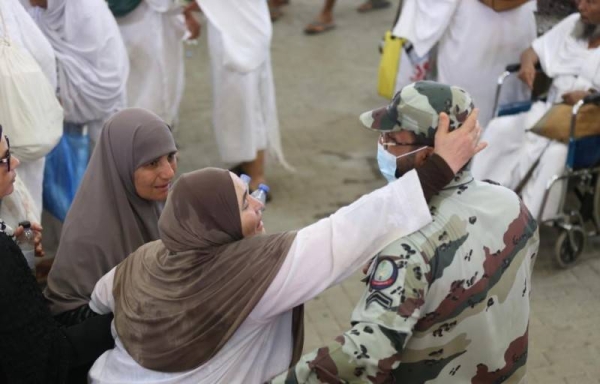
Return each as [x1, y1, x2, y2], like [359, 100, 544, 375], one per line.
[377, 31, 404, 100]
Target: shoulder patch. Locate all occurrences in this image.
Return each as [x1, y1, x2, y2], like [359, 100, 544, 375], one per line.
[370, 257, 399, 290]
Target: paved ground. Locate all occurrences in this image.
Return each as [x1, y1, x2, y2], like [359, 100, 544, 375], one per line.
[44, 1, 599, 382]
[174, 2, 600, 383]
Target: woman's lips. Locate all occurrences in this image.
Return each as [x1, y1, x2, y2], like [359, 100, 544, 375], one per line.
[155, 184, 169, 191]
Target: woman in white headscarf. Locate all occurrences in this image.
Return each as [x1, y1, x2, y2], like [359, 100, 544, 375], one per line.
[0, 0, 59, 221]
[24, 0, 129, 144]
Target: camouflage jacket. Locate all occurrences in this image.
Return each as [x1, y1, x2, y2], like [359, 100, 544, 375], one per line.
[269, 171, 539, 384]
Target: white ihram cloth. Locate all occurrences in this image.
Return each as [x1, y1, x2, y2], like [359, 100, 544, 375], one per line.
[393, 0, 537, 126]
[1, 0, 56, 89]
[24, 0, 128, 142]
[88, 171, 431, 384]
[472, 13, 600, 221]
[116, 0, 186, 126]
[200, 0, 289, 167]
[0, 0, 57, 219]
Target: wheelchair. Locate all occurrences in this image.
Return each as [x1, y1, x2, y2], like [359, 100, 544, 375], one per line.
[492, 64, 600, 268]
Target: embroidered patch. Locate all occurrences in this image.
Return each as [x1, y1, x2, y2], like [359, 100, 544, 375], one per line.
[366, 291, 393, 309]
[370, 257, 398, 290]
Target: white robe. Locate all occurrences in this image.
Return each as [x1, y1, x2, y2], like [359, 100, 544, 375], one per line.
[116, 0, 186, 126]
[24, 0, 129, 142]
[393, 0, 537, 126]
[0, 0, 57, 220]
[200, 0, 289, 167]
[472, 13, 600, 221]
[88, 171, 431, 384]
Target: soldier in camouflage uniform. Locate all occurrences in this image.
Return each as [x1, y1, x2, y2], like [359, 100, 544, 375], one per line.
[269, 81, 540, 384]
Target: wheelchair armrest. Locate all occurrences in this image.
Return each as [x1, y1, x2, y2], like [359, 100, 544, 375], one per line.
[582, 92, 600, 105]
[570, 92, 600, 140]
[573, 92, 600, 116]
[504, 62, 542, 73]
[505, 63, 521, 73]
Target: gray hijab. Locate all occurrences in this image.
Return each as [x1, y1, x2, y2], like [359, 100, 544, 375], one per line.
[44, 108, 177, 315]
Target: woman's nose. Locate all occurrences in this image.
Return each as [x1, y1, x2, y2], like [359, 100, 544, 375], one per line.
[11, 155, 20, 170]
[159, 160, 175, 179]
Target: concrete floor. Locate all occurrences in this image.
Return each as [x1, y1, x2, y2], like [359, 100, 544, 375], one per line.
[43, 1, 600, 383]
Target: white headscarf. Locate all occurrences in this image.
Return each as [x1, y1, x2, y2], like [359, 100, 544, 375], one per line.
[25, 0, 129, 123]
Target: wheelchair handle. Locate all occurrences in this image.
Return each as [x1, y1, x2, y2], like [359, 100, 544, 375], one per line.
[504, 62, 542, 73]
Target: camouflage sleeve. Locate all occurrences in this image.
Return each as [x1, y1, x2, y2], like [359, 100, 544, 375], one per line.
[268, 237, 431, 384]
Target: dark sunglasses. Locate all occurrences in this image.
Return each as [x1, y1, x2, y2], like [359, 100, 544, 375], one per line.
[0, 135, 11, 172]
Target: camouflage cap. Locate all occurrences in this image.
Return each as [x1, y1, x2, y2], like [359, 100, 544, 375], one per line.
[359, 81, 474, 143]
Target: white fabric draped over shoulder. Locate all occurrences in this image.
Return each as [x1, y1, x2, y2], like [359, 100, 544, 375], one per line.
[1, 0, 56, 89]
[197, 0, 271, 73]
[393, 0, 537, 126]
[392, 0, 458, 58]
[23, 0, 128, 124]
[117, 0, 186, 125]
[533, 13, 600, 102]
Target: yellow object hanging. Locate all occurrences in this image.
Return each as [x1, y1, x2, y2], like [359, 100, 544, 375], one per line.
[377, 31, 404, 100]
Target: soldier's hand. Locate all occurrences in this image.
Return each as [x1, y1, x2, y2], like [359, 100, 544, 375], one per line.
[433, 109, 487, 175]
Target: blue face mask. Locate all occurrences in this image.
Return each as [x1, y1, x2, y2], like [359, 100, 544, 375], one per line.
[377, 143, 399, 184]
[377, 142, 428, 183]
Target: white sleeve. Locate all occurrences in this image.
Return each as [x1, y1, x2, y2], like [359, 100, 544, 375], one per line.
[392, 0, 459, 57]
[251, 170, 431, 321]
[89, 267, 116, 315]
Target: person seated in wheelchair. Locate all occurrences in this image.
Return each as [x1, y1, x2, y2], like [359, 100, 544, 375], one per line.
[472, 0, 600, 221]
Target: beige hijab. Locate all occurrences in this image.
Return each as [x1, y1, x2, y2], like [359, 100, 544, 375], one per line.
[113, 168, 303, 372]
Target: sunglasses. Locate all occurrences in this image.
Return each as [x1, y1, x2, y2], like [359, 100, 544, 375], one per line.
[0, 135, 11, 172]
[379, 133, 434, 149]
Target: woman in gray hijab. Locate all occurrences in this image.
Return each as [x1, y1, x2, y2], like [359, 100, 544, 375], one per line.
[44, 108, 178, 325]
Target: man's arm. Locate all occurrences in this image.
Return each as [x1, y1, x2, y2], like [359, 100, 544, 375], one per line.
[268, 237, 430, 384]
[518, 47, 539, 90]
[89, 267, 116, 315]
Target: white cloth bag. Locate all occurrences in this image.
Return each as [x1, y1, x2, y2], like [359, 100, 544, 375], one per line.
[0, 10, 63, 162]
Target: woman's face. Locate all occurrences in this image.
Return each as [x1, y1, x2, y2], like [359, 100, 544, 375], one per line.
[230, 172, 265, 237]
[0, 135, 19, 198]
[134, 152, 177, 201]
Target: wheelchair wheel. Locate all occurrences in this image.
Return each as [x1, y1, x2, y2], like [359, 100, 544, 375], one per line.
[554, 228, 586, 269]
[594, 174, 600, 231]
